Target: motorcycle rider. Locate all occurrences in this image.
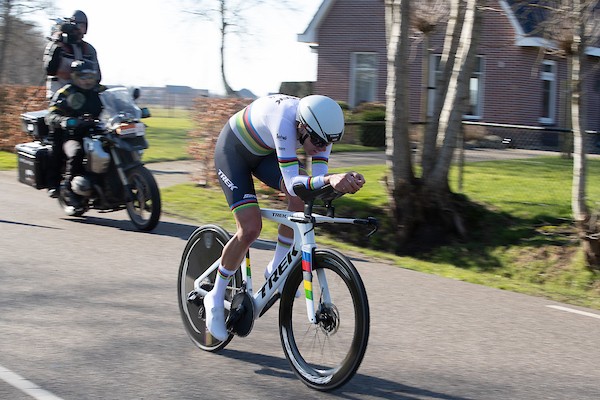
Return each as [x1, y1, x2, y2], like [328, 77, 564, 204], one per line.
[44, 10, 101, 100]
[46, 60, 104, 215]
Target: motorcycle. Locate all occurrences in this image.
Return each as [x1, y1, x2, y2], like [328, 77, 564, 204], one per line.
[17, 86, 162, 231]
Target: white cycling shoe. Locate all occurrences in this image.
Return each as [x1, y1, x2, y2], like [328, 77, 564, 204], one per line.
[203, 290, 229, 341]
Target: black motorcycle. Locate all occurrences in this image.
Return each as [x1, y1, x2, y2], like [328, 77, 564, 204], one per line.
[17, 86, 162, 231]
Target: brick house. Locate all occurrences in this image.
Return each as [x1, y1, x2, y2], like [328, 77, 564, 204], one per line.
[298, 0, 600, 148]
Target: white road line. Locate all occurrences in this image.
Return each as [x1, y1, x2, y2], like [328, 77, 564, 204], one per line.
[547, 305, 600, 320]
[0, 364, 64, 400]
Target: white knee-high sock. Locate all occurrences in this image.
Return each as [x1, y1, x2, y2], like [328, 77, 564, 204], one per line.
[265, 234, 294, 278]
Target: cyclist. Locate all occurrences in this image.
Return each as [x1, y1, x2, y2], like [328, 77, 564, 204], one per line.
[205, 94, 366, 340]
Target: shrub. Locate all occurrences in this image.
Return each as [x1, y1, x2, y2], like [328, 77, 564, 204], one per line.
[188, 97, 253, 185]
[0, 85, 47, 152]
[356, 106, 386, 148]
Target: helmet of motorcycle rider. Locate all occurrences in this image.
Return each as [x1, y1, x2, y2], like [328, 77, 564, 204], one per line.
[70, 60, 98, 91]
[71, 175, 92, 197]
[296, 95, 344, 146]
[71, 10, 88, 35]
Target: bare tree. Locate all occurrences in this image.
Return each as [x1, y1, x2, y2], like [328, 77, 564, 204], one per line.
[514, 0, 600, 267]
[182, 0, 295, 97]
[385, 0, 483, 250]
[0, 0, 52, 84]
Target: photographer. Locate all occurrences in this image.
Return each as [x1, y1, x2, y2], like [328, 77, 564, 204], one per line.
[43, 10, 101, 100]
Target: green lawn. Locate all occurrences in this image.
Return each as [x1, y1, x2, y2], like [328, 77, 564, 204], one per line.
[141, 107, 194, 163]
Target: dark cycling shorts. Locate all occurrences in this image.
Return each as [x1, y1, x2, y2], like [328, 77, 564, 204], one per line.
[214, 124, 283, 213]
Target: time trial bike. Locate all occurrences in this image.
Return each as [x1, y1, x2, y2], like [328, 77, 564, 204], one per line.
[177, 184, 377, 391]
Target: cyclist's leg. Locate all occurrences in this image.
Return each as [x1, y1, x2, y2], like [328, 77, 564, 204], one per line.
[255, 161, 305, 277]
[206, 125, 263, 340]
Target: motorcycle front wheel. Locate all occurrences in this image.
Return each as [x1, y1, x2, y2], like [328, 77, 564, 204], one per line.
[125, 166, 161, 231]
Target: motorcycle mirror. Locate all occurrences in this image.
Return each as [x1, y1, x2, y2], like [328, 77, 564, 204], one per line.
[132, 87, 141, 100]
[141, 107, 151, 119]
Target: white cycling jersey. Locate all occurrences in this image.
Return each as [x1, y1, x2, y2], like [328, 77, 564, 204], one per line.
[228, 94, 331, 195]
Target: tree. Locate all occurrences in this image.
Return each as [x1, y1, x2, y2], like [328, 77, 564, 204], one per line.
[0, 0, 52, 84]
[182, 0, 295, 97]
[526, 0, 600, 267]
[385, 0, 483, 251]
[510, 0, 600, 267]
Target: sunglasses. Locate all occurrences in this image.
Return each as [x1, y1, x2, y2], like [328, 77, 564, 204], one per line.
[309, 134, 329, 148]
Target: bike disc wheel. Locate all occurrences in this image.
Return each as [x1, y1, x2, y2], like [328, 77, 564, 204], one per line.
[125, 166, 161, 231]
[177, 225, 242, 352]
[279, 249, 370, 391]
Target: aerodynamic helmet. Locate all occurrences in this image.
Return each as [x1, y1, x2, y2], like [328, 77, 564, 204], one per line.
[296, 95, 344, 145]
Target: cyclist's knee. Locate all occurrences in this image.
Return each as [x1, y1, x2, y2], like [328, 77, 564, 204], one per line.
[236, 222, 261, 246]
[234, 208, 262, 245]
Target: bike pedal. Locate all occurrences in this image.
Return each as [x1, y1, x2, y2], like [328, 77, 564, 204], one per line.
[186, 290, 203, 306]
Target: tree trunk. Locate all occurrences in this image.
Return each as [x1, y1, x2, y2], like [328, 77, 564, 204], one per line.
[570, 0, 600, 268]
[421, 0, 481, 239]
[385, 0, 416, 245]
[421, 0, 465, 179]
[219, 0, 236, 96]
[0, 0, 13, 84]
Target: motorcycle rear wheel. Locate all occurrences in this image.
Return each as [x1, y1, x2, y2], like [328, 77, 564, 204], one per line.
[126, 166, 161, 231]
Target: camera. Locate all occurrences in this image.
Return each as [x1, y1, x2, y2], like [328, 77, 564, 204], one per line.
[49, 18, 80, 44]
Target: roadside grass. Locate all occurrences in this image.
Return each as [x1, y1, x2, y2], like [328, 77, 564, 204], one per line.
[141, 107, 194, 163]
[160, 158, 600, 310]
[0, 151, 16, 170]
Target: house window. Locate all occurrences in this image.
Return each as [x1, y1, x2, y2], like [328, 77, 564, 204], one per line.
[540, 60, 557, 125]
[465, 56, 484, 119]
[428, 54, 484, 119]
[350, 52, 377, 108]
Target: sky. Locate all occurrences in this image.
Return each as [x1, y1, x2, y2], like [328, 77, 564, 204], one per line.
[33, 0, 322, 97]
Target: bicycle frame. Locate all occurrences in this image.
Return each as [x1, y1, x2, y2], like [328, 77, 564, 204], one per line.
[192, 207, 365, 324]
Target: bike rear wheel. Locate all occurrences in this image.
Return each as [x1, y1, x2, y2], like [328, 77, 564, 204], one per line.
[279, 249, 370, 391]
[177, 224, 242, 352]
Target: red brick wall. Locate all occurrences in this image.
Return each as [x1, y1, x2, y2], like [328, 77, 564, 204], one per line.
[314, 0, 387, 104]
[312, 0, 600, 133]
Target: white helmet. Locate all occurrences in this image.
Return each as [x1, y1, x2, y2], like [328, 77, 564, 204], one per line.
[296, 95, 344, 144]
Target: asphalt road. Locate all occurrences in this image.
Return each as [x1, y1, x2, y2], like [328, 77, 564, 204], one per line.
[1, 166, 600, 400]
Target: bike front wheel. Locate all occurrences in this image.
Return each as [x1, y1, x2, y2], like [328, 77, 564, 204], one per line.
[177, 224, 241, 352]
[126, 165, 161, 231]
[279, 249, 370, 391]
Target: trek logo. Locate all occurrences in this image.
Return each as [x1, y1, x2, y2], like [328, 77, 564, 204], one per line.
[271, 212, 287, 218]
[218, 169, 238, 191]
[260, 247, 299, 298]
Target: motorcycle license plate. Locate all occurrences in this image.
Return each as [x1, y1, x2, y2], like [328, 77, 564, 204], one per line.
[118, 122, 145, 137]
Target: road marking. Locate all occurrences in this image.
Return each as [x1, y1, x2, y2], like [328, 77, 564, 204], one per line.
[0, 364, 64, 400]
[547, 305, 600, 320]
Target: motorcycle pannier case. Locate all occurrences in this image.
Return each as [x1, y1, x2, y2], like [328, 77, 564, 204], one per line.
[15, 141, 52, 189]
[20, 110, 50, 140]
